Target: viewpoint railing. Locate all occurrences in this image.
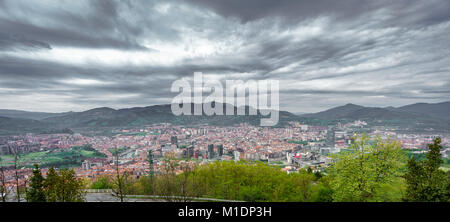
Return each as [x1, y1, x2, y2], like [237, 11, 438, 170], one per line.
[85, 189, 113, 193]
[83, 189, 244, 202]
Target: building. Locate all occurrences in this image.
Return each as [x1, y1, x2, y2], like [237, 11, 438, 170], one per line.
[208, 144, 215, 159]
[234, 151, 240, 161]
[286, 151, 293, 164]
[320, 147, 331, 156]
[327, 126, 335, 147]
[217, 144, 224, 156]
[187, 146, 194, 158]
[170, 136, 178, 146]
[81, 159, 105, 170]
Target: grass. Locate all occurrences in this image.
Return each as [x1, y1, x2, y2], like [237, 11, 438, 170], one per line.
[0, 145, 106, 168]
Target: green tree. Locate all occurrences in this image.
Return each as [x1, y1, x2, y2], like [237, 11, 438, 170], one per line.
[56, 169, 85, 202]
[328, 135, 406, 202]
[128, 176, 153, 195]
[404, 137, 449, 202]
[44, 167, 59, 201]
[91, 175, 113, 189]
[26, 164, 46, 202]
[43, 168, 85, 202]
[312, 176, 333, 202]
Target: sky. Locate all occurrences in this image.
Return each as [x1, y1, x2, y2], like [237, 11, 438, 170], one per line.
[0, 0, 449, 113]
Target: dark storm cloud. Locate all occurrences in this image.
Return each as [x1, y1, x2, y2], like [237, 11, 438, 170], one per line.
[0, 32, 52, 51]
[185, 0, 376, 23]
[0, 0, 153, 50]
[0, 56, 99, 84]
[0, 0, 449, 112]
[186, 0, 450, 26]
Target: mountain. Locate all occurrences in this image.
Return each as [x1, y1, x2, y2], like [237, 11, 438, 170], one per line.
[2, 101, 450, 135]
[0, 109, 71, 120]
[301, 102, 449, 120]
[0, 116, 56, 135]
[301, 101, 450, 131]
[41, 103, 299, 129]
[302, 103, 365, 120]
[397, 101, 450, 120]
[299, 103, 425, 120]
[0, 116, 44, 133]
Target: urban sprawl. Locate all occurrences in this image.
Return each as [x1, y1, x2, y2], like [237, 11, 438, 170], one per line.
[1, 120, 449, 193]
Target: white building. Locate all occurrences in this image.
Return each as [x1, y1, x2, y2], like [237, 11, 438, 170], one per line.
[234, 151, 240, 161]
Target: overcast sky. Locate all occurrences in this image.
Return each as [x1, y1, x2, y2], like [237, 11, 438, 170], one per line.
[1, 0, 450, 113]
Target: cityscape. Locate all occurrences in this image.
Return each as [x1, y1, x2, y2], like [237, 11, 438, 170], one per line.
[1, 105, 449, 201]
[1, 0, 450, 207]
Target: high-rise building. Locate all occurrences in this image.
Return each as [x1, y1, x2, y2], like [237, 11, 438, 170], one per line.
[286, 151, 293, 164]
[187, 146, 194, 158]
[327, 126, 335, 147]
[208, 144, 215, 159]
[217, 144, 224, 156]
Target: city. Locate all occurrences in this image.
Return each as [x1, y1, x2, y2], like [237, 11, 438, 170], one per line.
[1, 118, 449, 201]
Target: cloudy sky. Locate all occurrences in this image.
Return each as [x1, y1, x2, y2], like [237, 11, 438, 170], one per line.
[1, 0, 450, 113]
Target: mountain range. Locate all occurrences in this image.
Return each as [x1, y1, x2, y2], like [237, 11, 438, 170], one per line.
[0, 103, 298, 135]
[301, 101, 450, 132]
[0, 101, 449, 135]
[301, 102, 450, 120]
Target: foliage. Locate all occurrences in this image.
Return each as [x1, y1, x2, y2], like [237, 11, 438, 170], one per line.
[107, 137, 450, 202]
[112, 171, 132, 201]
[311, 176, 333, 202]
[26, 164, 46, 202]
[44, 167, 59, 201]
[404, 138, 449, 202]
[0, 165, 6, 202]
[90, 175, 113, 189]
[131, 159, 320, 202]
[55, 169, 86, 202]
[327, 135, 407, 202]
[128, 176, 153, 195]
[41, 167, 86, 202]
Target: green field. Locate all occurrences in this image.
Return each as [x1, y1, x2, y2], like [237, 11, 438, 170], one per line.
[0, 144, 106, 168]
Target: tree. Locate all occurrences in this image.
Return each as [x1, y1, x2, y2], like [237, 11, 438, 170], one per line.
[111, 148, 129, 202]
[90, 175, 113, 189]
[12, 146, 21, 202]
[44, 167, 59, 202]
[26, 164, 46, 202]
[155, 152, 180, 201]
[152, 153, 200, 202]
[177, 161, 198, 202]
[447, 171, 450, 197]
[0, 165, 7, 202]
[148, 150, 154, 194]
[43, 167, 85, 202]
[404, 137, 449, 202]
[312, 176, 334, 202]
[328, 135, 406, 202]
[56, 169, 85, 202]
